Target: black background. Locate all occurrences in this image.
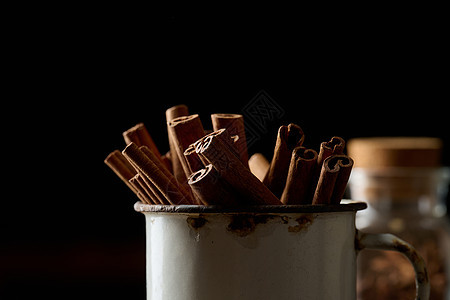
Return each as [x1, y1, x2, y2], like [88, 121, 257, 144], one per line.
[2, 6, 449, 299]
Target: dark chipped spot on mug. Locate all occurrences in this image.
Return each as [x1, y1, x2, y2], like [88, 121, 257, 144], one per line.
[187, 216, 208, 230]
[392, 240, 420, 264]
[416, 270, 429, 285]
[392, 239, 411, 254]
[280, 216, 289, 224]
[227, 214, 275, 237]
[392, 239, 429, 284]
[288, 215, 314, 233]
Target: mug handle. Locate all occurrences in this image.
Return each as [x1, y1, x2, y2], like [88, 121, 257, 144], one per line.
[356, 231, 430, 300]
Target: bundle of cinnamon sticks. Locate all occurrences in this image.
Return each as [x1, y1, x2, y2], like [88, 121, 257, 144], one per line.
[105, 104, 354, 206]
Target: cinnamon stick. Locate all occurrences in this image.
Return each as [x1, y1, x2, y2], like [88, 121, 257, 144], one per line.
[312, 154, 354, 205]
[104, 150, 138, 194]
[317, 136, 346, 167]
[309, 136, 346, 200]
[194, 128, 240, 165]
[134, 171, 170, 205]
[248, 153, 270, 182]
[129, 174, 154, 204]
[263, 123, 305, 198]
[123, 123, 162, 160]
[188, 164, 239, 206]
[183, 143, 204, 174]
[329, 156, 353, 204]
[166, 104, 190, 183]
[122, 143, 193, 205]
[196, 130, 282, 205]
[123, 149, 172, 205]
[167, 114, 205, 178]
[280, 147, 318, 205]
[105, 149, 170, 204]
[139, 145, 195, 203]
[161, 151, 173, 173]
[211, 113, 249, 168]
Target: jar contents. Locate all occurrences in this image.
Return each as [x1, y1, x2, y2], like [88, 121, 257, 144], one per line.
[348, 137, 450, 300]
[357, 220, 450, 299]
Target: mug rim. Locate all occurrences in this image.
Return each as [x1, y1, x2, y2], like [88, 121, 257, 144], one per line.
[134, 200, 367, 214]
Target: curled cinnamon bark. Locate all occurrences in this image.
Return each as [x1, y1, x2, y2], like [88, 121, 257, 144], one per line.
[194, 128, 240, 164]
[196, 129, 282, 205]
[312, 154, 353, 205]
[317, 136, 345, 166]
[165, 104, 190, 182]
[129, 174, 154, 204]
[160, 151, 173, 173]
[134, 170, 170, 205]
[188, 164, 239, 206]
[183, 143, 204, 174]
[104, 150, 139, 194]
[263, 123, 305, 198]
[166, 104, 189, 120]
[139, 145, 194, 203]
[167, 114, 205, 178]
[123, 123, 162, 160]
[280, 147, 318, 205]
[122, 143, 194, 205]
[309, 136, 346, 199]
[211, 113, 249, 168]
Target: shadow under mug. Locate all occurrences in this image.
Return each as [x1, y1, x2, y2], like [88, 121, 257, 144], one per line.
[135, 200, 429, 300]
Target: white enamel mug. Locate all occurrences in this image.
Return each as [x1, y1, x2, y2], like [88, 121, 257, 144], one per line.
[135, 201, 429, 300]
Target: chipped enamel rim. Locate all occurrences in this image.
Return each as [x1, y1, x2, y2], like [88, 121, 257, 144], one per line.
[134, 199, 367, 214]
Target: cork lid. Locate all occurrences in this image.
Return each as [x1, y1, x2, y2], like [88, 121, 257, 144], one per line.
[347, 137, 443, 168]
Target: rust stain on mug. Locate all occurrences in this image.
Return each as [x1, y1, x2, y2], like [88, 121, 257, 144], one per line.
[227, 214, 275, 237]
[288, 215, 314, 233]
[392, 240, 429, 285]
[186, 216, 208, 230]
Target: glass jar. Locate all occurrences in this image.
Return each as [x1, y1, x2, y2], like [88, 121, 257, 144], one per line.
[348, 137, 450, 300]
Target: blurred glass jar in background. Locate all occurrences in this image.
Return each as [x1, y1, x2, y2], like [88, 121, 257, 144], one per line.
[348, 137, 450, 300]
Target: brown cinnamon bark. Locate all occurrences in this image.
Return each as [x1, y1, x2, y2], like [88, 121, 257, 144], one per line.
[124, 148, 172, 205]
[161, 151, 173, 173]
[328, 155, 353, 204]
[104, 150, 138, 194]
[122, 143, 193, 205]
[211, 113, 249, 168]
[194, 128, 240, 165]
[183, 143, 204, 174]
[317, 136, 345, 167]
[139, 145, 195, 203]
[105, 149, 171, 204]
[196, 130, 282, 205]
[134, 171, 170, 205]
[165, 104, 189, 184]
[248, 153, 270, 182]
[263, 123, 305, 198]
[280, 147, 318, 205]
[309, 136, 346, 199]
[167, 114, 205, 178]
[312, 154, 353, 205]
[188, 164, 239, 206]
[129, 174, 154, 204]
[123, 123, 162, 160]
[166, 104, 189, 120]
